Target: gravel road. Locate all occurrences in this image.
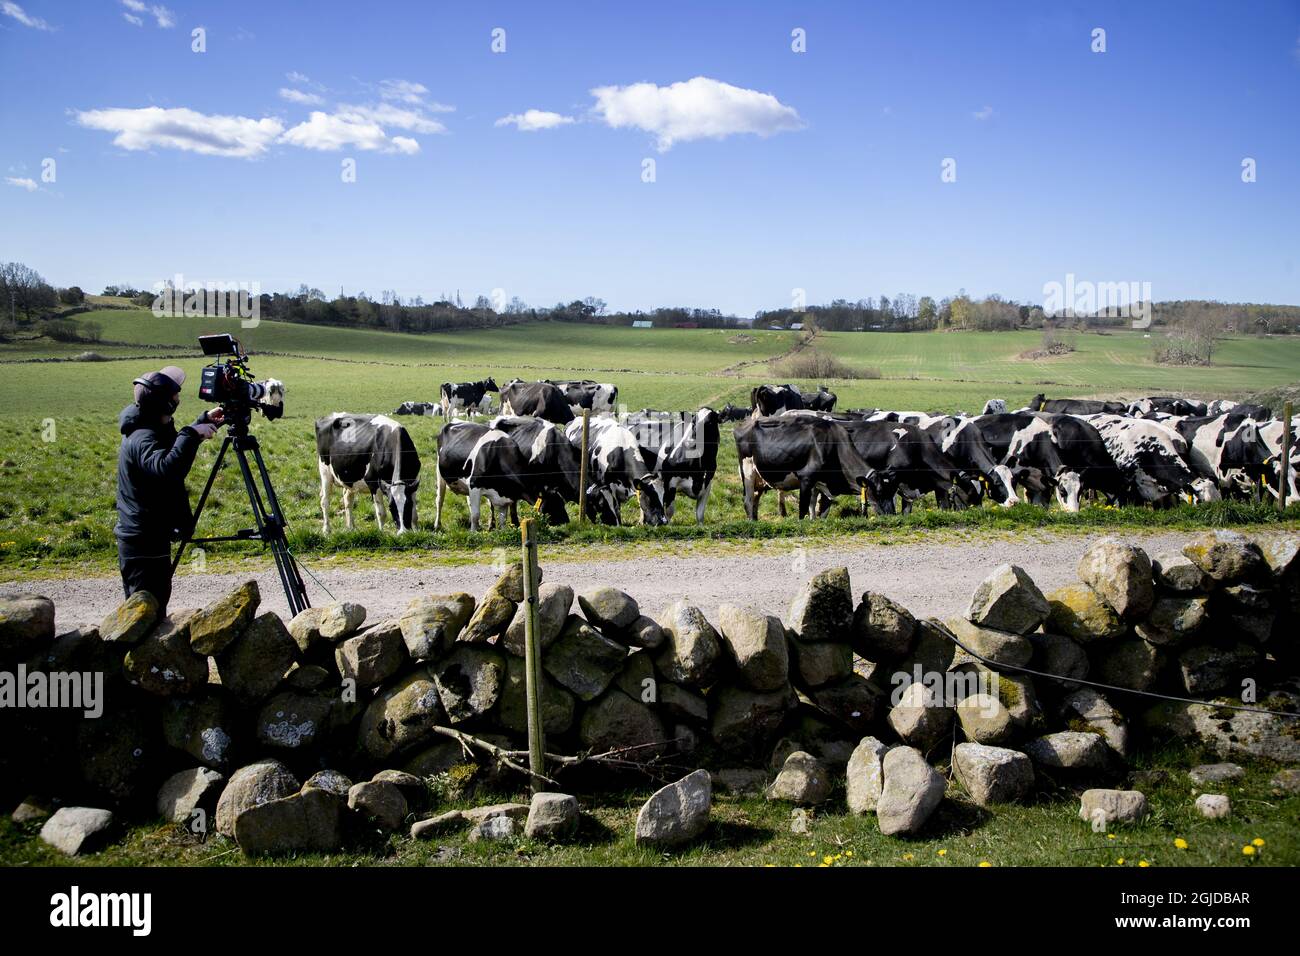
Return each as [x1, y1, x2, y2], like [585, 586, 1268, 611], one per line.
[4, 530, 1252, 634]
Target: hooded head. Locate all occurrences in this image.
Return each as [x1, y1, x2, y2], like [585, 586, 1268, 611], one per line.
[132, 365, 186, 418]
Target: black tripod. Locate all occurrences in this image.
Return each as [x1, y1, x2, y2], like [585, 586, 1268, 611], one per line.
[172, 416, 311, 616]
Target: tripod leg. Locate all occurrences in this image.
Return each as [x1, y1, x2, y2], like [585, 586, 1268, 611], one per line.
[232, 437, 311, 615]
[173, 434, 231, 574]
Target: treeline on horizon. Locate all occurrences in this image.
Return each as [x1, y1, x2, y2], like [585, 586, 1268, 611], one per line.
[3, 260, 1300, 341]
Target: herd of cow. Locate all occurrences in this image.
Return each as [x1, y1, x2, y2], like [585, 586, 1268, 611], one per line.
[313, 377, 1298, 536]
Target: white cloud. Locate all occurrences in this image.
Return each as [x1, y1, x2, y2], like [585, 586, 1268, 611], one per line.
[123, 13, 142, 25]
[120, 2, 173, 28]
[279, 87, 324, 106]
[75, 106, 284, 158]
[496, 109, 576, 132]
[5, 176, 38, 192]
[150, 4, 174, 28]
[279, 110, 421, 154]
[378, 78, 453, 112]
[121, 0, 146, 10]
[339, 102, 446, 134]
[2, 1, 53, 30]
[589, 76, 803, 151]
[972, 105, 995, 120]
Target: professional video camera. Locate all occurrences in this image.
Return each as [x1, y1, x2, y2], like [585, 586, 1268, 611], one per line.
[197, 333, 284, 423]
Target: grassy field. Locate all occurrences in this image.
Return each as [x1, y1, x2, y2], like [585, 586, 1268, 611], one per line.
[1, 310, 1298, 571]
[1, 742, 1294, 867]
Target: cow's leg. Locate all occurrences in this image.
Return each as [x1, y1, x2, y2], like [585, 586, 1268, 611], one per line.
[777, 490, 788, 519]
[662, 487, 677, 523]
[740, 459, 760, 520]
[468, 488, 483, 533]
[694, 479, 712, 524]
[798, 481, 814, 520]
[342, 486, 356, 531]
[509, 501, 519, 527]
[373, 490, 385, 531]
[317, 461, 333, 534]
[434, 467, 446, 532]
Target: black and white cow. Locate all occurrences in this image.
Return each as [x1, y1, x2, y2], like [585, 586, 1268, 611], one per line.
[734, 414, 872, 519]
[981, 399, 1008, 415]
[440, 378, 498, 417]
[751, 384, 805, 416]
[924, 416, 1021, 506]
[631, 408, 720, 524]
[838, 418, 983, 514]
[1175, 413, 1286, 500]
[564, 417, 667, 525]
[545, 379, 619, 415]
[433, 419, 575, 532]
[1126, 396, 1207, 418]
[805, 386, 837, 412]
[718, 402, 750, 423]
[315, 413, 421, 533]
[973, 413, 1126, 509]
[394, 401, 442, 417]
[1029, 393, 1127, 415]
[1082, 414, 1219, 505]
[499, 379, 576, 424]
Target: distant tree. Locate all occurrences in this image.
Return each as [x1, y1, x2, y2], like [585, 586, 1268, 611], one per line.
[59, 286, 85, 306]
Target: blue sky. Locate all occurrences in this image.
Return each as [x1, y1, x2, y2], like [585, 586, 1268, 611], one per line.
[2, 0, 1298, 315]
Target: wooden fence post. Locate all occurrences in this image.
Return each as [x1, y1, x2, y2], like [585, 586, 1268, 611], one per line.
[519, 517, 546, 793]
[577, 409, 590, 523]
[1280, 401, 1294, 515]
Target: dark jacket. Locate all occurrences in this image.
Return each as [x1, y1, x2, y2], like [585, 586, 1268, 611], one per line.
[115, 404, 207, 551]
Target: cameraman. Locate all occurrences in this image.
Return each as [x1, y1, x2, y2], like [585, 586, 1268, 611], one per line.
[115, 366, 224, 615]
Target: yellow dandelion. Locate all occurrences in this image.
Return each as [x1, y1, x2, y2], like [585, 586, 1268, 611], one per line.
[1138, 860, 1150, 868]
[1117, 858, 1125, 865]
[807, 851, 816, 858]
[1252, 838, 1265, 847]
[1242, 845, 1255, 856]
[1107, 833, 1116, 840]
[818, 863, 829, 868]
[937, 849, 947, 856]
[823, 855, 834, 865]
[978, 861, 992, 868]
[844, 850, 853, 857]
[1173, 838, 1188, 850]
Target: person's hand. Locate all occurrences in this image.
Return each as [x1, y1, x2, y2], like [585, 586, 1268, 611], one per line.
[192, 422, 219, 440]
[206, 407, 225, 425]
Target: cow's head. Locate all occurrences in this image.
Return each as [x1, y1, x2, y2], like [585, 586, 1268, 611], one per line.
[985, 464, 1020, 507]
[1054, 469, 1083, 512]
[1009, 466, 1050, 505]
[1267, 453, 1300, 507]
[950, 472, 984, 507]
[258, 379, 285, 420]
[858, 468, 897, 515]
[383, 479, 420, 532]
[634, 476, 668, 526]
[536, 489, 570, 525]
[484, 377, 499, 392]
[584, 485, 621, 525]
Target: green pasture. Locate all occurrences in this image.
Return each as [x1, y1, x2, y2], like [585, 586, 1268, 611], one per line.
[1, 312, 1298, 569]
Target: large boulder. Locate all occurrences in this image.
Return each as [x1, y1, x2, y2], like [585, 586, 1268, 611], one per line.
[157, 767, 225, 824]
[1029, 632, 1089, 687]
[850, 591, 916, 661]
[717, 603, 789, 691]
[255, 691, 334, 750]
[789, 637, 852, 688]
[1059, 687, 1129, 758]
[1045, 583, 1125, 643]
[302, 769, 354, 799]
[215, 612, 297, 704]
[766, 751, 831, 805]
[525, 792, 579, 841]
[1182, 531, 1264, 583]
[99, 590, 160, 645]
[1135, 595, 1208, 647]
[214, 759, 301, 837]
[625, 614, 666, 650]
[787, 567, 854, 642]
[654, 601, 723, 688]
[887, 681, 954, 751]
[709, 683, 795, 751]
[502, 584, 573, 656]
[1078, 538, 1154, 620]
[634, 769, 711, 847]
[809, 674, 885, 734]
[318, 601, 367, 642]
[287, 606, 326, 655]
[1024, 731, 1109, 772]
[955, 693, 1016, 746]
[430, 645, 506, 722]
[335, 619, 406, 688]
[399, 594, 474, 660]
[1177, 643, 1259, 697]
[40, 807, 114, 856]
[1079, 789, 1148, 825]
[578, 587, 640, 634]
[347, 780, 408, 831]
[953, 743, 1033, 805]
[163, 693, 236, 768]
[1093, 637, 1164, 691]
[358, 668, 445, 759]
[497, 655, 575, 735]
[544, 616, 627, 700]
[877, 746, 945, 836]
[578, 690, 667, 759]
[188, 580, 259, 655]
[234, 788, 341, 856]
[942, 616, 1033, 666]
[1153, 551, 1211, 593]
[123, 612, 209, 696]
[460, 590, 516, 644]
[845, 736, 888, 814]
[0, 591, 55, 659]
[966, 564, 1048, 634]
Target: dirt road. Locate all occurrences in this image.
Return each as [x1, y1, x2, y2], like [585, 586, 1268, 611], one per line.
[4, 530, 1253, 633]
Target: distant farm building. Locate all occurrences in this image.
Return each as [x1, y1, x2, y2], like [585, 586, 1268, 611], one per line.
[789, 322, 804, 331]
[632, 320, 654, 329]
[674, 321, 699, 329]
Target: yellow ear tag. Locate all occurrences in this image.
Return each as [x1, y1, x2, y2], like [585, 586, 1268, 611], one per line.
[534, 496, 543, 509]
[860, 487, 868, 505]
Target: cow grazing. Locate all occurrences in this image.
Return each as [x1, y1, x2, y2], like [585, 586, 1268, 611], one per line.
[434, 419, 575, 532]
[718, 402, 750, 423]
[440, 378, 498, 418]
[564, 416, 666, 525]
[1029, 393, 1127, 415]
[751, 384, 805, 416]
[638, 408, 721, 524]
[925, 416, 1020, 507]
[394, 401, 442, 417]
[316, 413, 421, 534]
[546, 379, 619, 415]
[837, 418, 982, 514]
[1082, 414, 1219, 505]
[500, 379, 576, 424]
[734, 414, 873, 519]
[1174, 413, 1277, 500]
